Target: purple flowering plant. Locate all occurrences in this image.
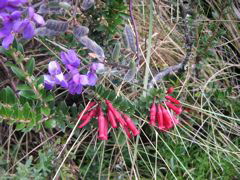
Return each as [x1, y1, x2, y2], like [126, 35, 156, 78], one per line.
[44, 50, 104, 95]
[0, 0, 45, 49]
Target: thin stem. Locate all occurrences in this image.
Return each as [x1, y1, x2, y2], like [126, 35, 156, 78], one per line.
[143, 0, 154, 96]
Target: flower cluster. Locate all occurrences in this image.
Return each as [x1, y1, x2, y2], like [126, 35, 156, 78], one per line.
[149, 87, 182, 131]
[77, 100, 140, 140]
[44, 50, 104, 94]
[0, 0, 45, 49]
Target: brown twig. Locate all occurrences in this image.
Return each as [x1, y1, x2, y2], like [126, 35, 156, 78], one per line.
[148, 1, 194, 88]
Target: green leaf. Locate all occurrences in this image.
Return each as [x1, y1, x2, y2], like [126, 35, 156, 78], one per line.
[16, 123, 26, 131]
[5, 86, 17, 104]
[26, 57, 35, 76]
[17, 84, 32, 91]
[22, 103, 31, 120]
[58, 101, 69, 115]
[11, 66, 26, 80]
[44, 119, 56, 128]
[19, 90, 37, 99]
[41, 106, 51, 116]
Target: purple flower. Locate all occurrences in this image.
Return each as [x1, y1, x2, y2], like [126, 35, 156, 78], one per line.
[44, 74, 56, 90]
[48, 61, 62, 75]
[44, 61, 68, 90]
[0, 0, 27, 12]
[68, 80, 83, 94]
[15, 7, 45, 39]
[0, 5, 45, 49]
[0, 11, 22, 48]
[44, 51, 103, 95]
[87, 72, 97, 86]
[60, 50, 81, 68]
[90, 62, 104, 72]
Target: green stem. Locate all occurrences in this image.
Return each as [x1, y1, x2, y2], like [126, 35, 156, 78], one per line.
[143, 0, 154, 96]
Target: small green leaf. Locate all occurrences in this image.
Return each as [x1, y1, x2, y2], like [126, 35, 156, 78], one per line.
[19, 90, 37, 99]
[5, 86, 17, 104]
[26, 57, 35, 76]
[17, 84, 32, 91]
[16, 123, 26, 131]
[11, 66, 26, 80]
[22, 102, 31, 119]
[44, 119, 56, 128]
[41, 106, 51, 116]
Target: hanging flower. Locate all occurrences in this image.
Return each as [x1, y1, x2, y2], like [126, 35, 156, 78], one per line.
[148, 87, 182, 131]
[77, 100, 140, 140]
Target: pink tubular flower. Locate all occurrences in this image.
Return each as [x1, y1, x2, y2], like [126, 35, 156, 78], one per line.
[149, 102, 157, 126]
[122, 114, 140, 136]
[107, 109, 118, 128]
[166, 87, 174, 94]
[77, 102, 96, 119]
[105, 100, 126, 126]
[97, 106, 108, 140]
[157, 104, 164, 130]
[165, 102, 182, 115]
[78, 109, 97, 128]
[161, 106, 173, 130]
[165, 95, 180, 104]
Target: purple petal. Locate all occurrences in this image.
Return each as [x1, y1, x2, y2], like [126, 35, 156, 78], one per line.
[66, 65, 79, 75]
[14, 19, 28, 33]
[28, 7, 35, 19]
[54, 73, 68, 88]
[10, 11, 21, 19]
[91, 62, 104, 72]
[44, 74, 55, 90]
[0, 0, 7, 9]
[33, 13, 45, 26]
[48, 61, 62, 75]
[68, 80, 83, 95]
[60, 50, 80, 68]
[87, 72, 97, 86]
[73, 74, 88, 86]
[2, 33, 14, 49]
[22, 21, 35, 39]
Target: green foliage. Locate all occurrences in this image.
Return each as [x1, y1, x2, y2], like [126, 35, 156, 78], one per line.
[95, 85, 135, 115]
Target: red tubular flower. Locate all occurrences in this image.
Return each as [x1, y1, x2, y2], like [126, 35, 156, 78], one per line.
[105, 100, 126, 126]
[165, 96, 180, 104]
[78, 109, 97, 128]
[77, 102, 97, 119]
[122, 114, 140, 136]
[166, 87, 174, 94]
[107, 109, 118, 128]
[161, 106, 173, 130]
[149, 102, 157, 126]
[165, 102, 182, 115]
[97, 106, 108, 140]
[156, 104, 164, 130]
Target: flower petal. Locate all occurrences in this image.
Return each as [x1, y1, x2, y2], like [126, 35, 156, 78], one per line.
[87, 72, 97, 86]
[28, 7, 35, 19]
[48, 61, 62, 75]
[73, 74, 88, 86]
[2, 33, 14, 49]
[55, 73, 68, 88]
[22, 21, 35, 39]
[33, 13, 45, 26]
[91, 62, 104, 72]
[44, 74, 55, 90]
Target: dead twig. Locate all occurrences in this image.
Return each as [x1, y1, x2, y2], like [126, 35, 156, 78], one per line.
[148, 1, 194, 88]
